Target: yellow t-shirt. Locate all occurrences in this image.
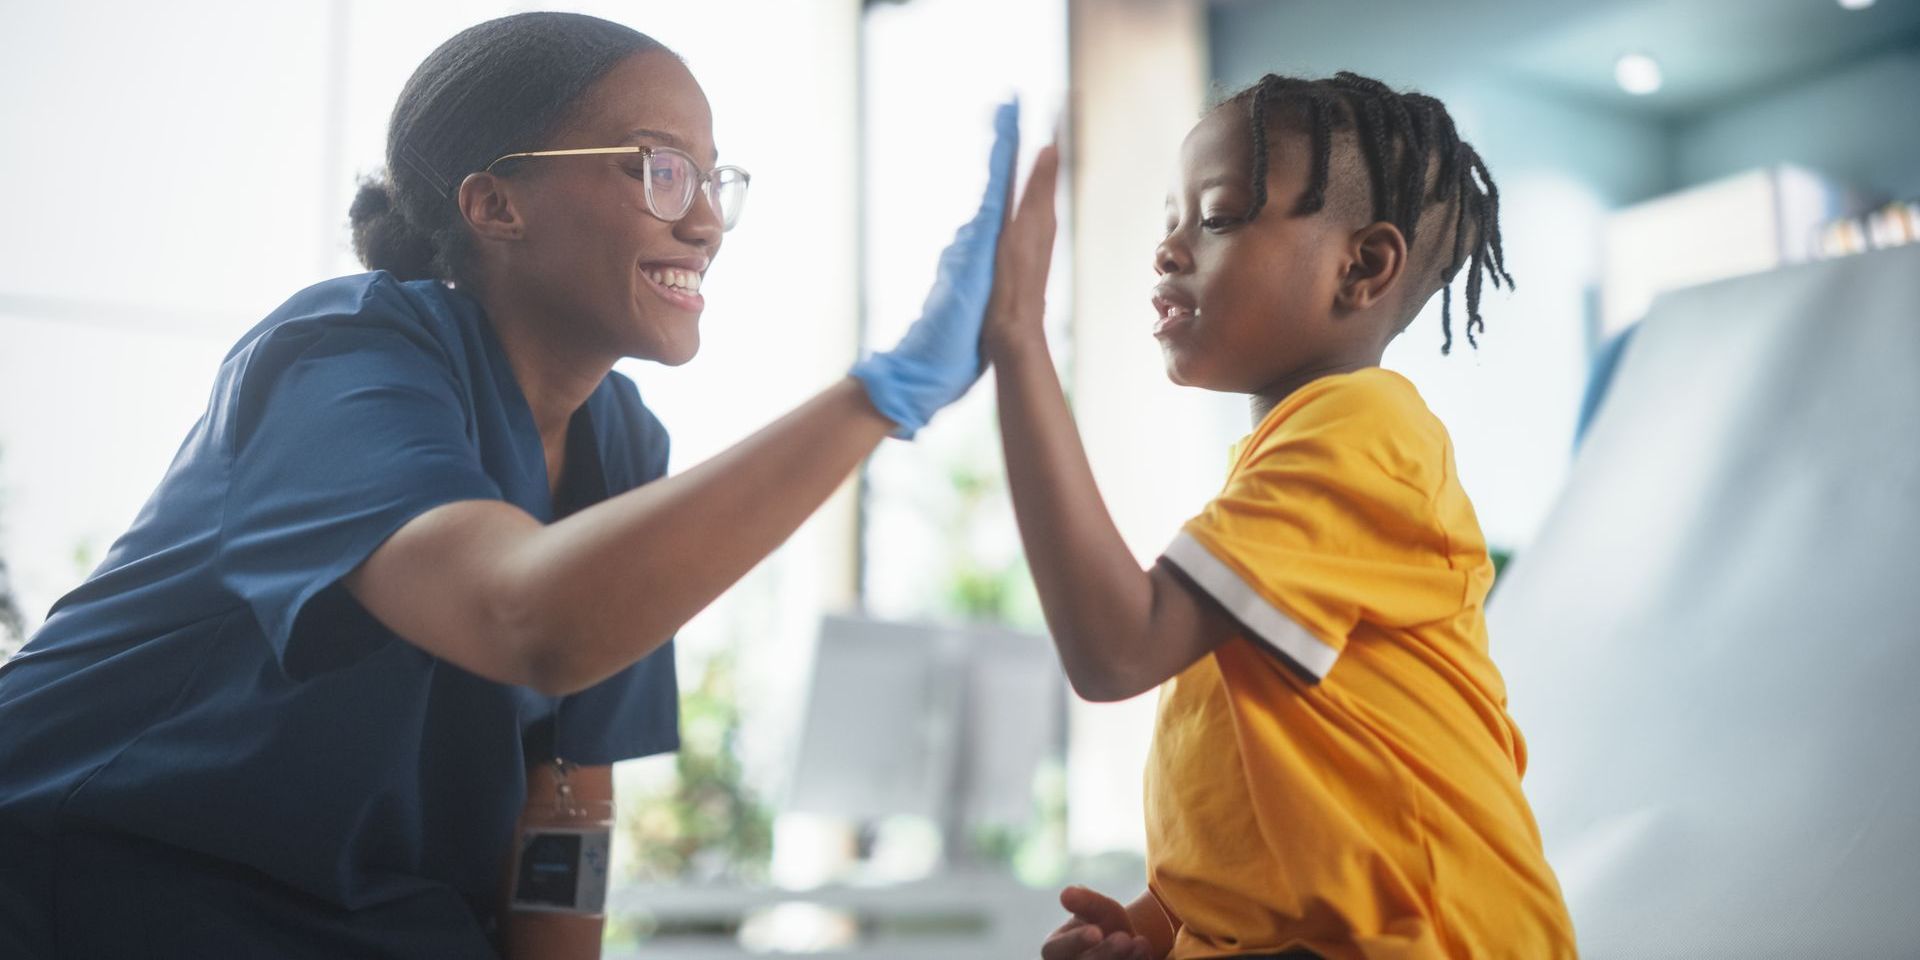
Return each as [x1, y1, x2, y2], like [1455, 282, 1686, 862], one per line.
[1147, 368, 1575, 959]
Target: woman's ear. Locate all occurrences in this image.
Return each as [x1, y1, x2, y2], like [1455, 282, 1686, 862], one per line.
[1335, 221, 1407, 313]
[457, 171, 526, 243]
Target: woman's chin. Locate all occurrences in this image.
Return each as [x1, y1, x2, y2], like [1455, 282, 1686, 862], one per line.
[643, 334, 701, 367]
[620, 315, 701, 366]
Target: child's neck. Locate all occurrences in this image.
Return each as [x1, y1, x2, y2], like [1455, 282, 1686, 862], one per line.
[1248, 358, 1380, 427]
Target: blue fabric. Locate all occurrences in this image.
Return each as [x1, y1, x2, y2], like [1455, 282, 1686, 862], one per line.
[849, 100, 1019, 439]
[0, 272, 679, 957]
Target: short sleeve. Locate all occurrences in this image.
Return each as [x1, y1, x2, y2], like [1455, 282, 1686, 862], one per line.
[218, 314, 501, 679]
[545, 645, 681, 764]
[1161, 383, 1469, 682]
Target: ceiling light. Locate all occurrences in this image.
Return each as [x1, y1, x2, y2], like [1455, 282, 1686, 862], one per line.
[1838, 0, 1875, 9]
[1615, 53, 1663, 96]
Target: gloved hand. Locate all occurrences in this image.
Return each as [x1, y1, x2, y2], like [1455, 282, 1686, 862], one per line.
[851, 99, 1020, 439]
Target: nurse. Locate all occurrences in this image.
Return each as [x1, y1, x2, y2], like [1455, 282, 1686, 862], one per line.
[0, 12, 1020, 959]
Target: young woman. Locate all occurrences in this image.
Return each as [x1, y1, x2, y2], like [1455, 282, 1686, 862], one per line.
[0, 12, 1019, 958]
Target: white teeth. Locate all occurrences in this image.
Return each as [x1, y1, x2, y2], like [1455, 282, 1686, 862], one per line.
[646, 268, 703, 294]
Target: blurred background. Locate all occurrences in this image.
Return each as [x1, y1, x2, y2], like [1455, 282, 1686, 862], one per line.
[3, 0, 1917, 956]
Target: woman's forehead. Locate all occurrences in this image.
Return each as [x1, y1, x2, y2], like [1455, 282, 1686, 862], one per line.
[577, 51, 717, 164]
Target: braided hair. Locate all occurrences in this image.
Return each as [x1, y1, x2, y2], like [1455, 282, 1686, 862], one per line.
[349, 13, 669, 288]
[1229, 72, 1512, 354]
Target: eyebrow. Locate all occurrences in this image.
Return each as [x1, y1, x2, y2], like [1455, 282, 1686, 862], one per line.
[621, 127, 720, 164]
[1166, 173, 1246, 209]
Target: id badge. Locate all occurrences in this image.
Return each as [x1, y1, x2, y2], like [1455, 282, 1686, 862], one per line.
[510, 759, 613, 916]
[511, 826, 611, 914]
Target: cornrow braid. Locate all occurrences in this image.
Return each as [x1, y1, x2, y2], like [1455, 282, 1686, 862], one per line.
[1227, 72, 1513, 354]
[1243, 74, 1282, 222]
[1295, 93, 1333, 216]
[1330, 72, 1426, 244]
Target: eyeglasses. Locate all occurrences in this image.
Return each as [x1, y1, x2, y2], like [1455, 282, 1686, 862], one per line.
[484, 144, 750, 231]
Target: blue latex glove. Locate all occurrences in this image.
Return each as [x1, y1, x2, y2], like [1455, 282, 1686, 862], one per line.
[851, 100, 1020, 439]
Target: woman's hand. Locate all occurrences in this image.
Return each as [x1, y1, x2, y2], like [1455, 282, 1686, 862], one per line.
[1040, 885, 1157, 960]
[983, 138, 1061, 362]
[849, 100, 1020, 438]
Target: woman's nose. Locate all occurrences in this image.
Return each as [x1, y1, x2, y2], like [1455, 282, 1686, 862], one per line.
[672, 192, 724, 248]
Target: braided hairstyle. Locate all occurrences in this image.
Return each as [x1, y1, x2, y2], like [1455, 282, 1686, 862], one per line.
[349, 13, 669, 288]
[1228, 72, 1512, 354]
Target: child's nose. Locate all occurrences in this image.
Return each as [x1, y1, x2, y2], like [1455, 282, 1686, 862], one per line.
[1153, 235, 1191, 276]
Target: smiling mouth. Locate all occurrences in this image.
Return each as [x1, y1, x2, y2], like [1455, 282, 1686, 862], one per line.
[640, 265, 705, 310]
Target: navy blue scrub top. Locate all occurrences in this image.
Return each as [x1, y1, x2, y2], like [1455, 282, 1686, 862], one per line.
[0, 272, 679, 956]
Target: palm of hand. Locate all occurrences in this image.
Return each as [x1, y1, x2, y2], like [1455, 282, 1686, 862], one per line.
[985, 143, 1062, 354]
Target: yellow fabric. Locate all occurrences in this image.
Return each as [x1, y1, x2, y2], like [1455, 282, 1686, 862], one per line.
[1146, 369, 1576, 959]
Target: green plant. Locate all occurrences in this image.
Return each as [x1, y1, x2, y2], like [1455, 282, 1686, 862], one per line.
[620, 652, 772, 884]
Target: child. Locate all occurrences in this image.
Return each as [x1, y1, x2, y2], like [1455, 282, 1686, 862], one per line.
[986, 74, 1576, 959]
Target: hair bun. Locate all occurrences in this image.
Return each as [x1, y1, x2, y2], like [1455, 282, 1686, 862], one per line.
[349, 175, 438, 281]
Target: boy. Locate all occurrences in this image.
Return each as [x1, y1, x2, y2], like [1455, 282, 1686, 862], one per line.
[986, 74, 1576, 959]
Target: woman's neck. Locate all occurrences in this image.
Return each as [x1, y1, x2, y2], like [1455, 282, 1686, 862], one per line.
[480, 290, 616, 487]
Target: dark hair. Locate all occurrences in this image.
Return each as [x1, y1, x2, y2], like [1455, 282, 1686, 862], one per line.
[1224, 72, 1513, 354]
[349, 12, 669, 286]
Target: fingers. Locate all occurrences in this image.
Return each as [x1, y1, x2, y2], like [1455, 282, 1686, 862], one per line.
[1059, 885, 1131, 933]
[1040, 922, 1103, 960]
[1016, 143, 1061, 235]
[1079, 932, 1154, 960]
[993, 142, 1061, 292]
[980, 98, 1022, 223]
[1002, 144, 1060, 261]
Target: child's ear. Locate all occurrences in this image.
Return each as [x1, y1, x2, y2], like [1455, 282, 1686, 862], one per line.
[457, 171, 527, 244]
[1335, 221, 1407, 314]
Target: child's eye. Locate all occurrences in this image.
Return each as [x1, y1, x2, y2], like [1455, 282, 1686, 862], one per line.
[1200, 214, 1243, 231]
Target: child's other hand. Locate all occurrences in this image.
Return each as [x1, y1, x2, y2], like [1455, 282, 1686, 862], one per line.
[1040, 885, 1156, 960]
[984, 139, 1061, 362]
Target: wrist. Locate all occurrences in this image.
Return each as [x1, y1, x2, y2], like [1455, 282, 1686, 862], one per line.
[1126, 889, 1178, 958]
[838, 374, 913, 440]
[984, 317, 1049, 366]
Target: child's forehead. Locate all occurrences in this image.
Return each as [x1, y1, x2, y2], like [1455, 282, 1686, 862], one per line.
[1172, 105, 1301, 194]
[1181, 106, 1251, 165]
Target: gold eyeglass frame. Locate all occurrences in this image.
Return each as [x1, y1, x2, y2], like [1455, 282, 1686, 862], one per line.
[483, 145, 750, 230]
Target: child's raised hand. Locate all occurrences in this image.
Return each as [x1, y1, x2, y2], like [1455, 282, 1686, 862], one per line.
[1040, 885, 1157, 960]
[983, 139, 1061, 360]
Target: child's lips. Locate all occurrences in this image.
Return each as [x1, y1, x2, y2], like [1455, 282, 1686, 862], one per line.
[1151, 289, 1199, 338]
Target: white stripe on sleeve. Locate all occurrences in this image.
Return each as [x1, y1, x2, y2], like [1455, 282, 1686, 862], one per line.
[1162, 529, 1340, 681]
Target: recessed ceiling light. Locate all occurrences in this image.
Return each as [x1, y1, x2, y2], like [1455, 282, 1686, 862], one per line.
[1615, 53, 1663, 95]
[1839, 0, 1875, 10]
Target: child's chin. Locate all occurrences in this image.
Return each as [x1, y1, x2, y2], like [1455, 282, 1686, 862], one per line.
[1161, 350, 1203, 388]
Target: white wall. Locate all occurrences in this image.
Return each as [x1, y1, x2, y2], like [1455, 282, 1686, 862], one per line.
[1382, 78, 1669, 550]
[1675, 43, 1920, 200]
[1204, 1, 1675, 551]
